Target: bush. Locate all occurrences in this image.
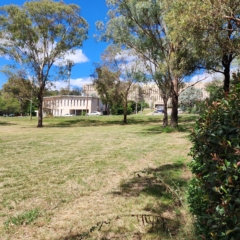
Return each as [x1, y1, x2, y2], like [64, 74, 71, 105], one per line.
[188, 83, 240, 239]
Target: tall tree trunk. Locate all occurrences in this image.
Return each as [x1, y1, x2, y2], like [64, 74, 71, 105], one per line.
[123, 101, 128, 124]
[37, 99, 43, 127]
[222, 53, 232, 93]
[171, 79, 178, 128]
[162, 97, 168, 127]
[123, 113, 127, 124]
[37, 86, 44, 127]
[106, 104, 110, 115]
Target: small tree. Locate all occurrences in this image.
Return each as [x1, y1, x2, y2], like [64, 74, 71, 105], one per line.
[93, 45, 143, 124]
[93, 65, 122, 115]
[0, 0, 88, 127]
[0, 90, 20, 115]
[2, 73, 34, 114]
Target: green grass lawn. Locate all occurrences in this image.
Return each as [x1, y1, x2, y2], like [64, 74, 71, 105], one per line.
[0, 114, 198, 240]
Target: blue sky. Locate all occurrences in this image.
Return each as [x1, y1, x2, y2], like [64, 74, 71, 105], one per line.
[0, 0, 109, 89]
[0, 1, 237, 90]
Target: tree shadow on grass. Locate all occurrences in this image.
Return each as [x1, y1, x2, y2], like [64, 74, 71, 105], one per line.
[60, 228, 142, 240]
[110, 162, 189, 238]
[42, 114, 197, 129]
[137, 117, 197, 135]
[0, 121, 16, 126]
[44, 117, 162, 128]
[178, 115, 198, 123]
[59, 163, 189, 240]
[111, 162, 188, 198]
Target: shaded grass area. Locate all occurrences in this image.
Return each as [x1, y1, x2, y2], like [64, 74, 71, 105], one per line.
[114, 162, 186, 198]
[58, 162, 193, 240]
[0, 114, 196, 240]
[0, 114, 198, 129]
[0, 121, 16, 126]
[45, 116, 162, 128]
[110, 162, 190, 238]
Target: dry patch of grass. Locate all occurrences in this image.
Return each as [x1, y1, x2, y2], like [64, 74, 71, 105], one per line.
[0, 115, 196, 239]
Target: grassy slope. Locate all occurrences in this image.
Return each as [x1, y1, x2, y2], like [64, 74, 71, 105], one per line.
[0, 114, 197, 240]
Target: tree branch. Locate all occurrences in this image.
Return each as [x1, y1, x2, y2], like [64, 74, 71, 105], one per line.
[179, 76, 209, 95]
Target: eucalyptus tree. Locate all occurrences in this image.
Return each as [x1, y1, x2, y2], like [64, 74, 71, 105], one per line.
[96, 0, 196, 127]
[94, 44, 143, 124]
[0, 0, 88, 127]
[167, 0, 240, 93]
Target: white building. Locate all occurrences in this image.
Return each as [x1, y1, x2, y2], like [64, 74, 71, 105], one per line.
[43, 95, 104, 116]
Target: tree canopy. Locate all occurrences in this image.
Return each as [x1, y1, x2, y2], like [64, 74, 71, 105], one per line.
[1, 74, 33, 114]
[96, 0, 197, 127]
[0, 0, 88, 127]
[167, 0, 240, 93]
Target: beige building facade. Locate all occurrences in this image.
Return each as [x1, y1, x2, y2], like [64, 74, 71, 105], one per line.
[82, 81, 209, 110]
[43, 95, 104, 116]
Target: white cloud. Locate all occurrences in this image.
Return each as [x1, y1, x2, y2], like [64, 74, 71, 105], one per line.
[70, 77, 93, 88]
[50, 77, 93, 90]
[54, 49, 89, 66]
[50, 80, 68, 90]
[114, 49, 149, 74]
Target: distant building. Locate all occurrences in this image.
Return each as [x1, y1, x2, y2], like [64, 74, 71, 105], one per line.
[183, 81, 209, 99]
[43, 95, 104, 116]
[82, 81, 209, 110]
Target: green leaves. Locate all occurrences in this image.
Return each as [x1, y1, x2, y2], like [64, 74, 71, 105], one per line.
[0, 0, 89, 127]
[168, 0, 240, 92]
[188, 83, 240, 239]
